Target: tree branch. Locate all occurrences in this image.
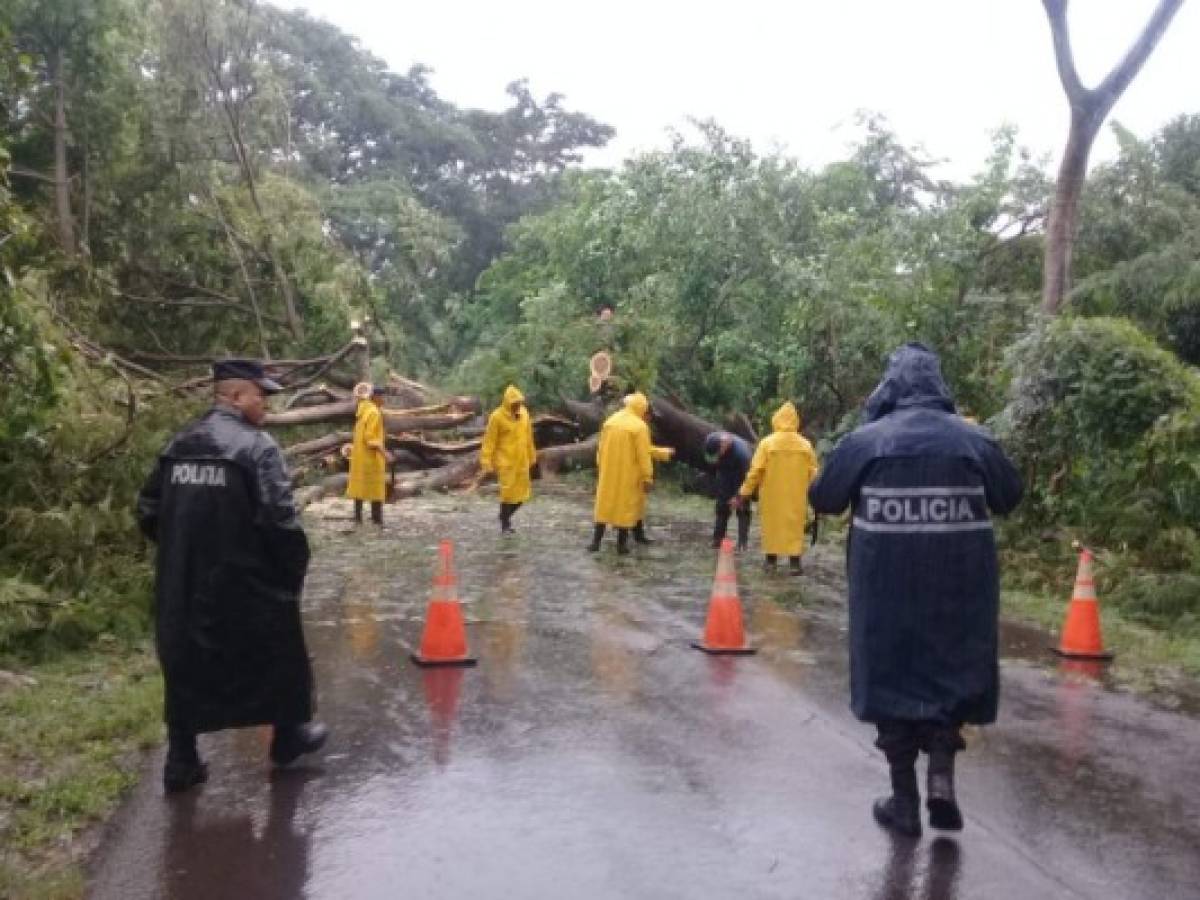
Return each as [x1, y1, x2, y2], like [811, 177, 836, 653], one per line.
[1095, 0, 1186, 116]
[1042, 0, 1087, 106]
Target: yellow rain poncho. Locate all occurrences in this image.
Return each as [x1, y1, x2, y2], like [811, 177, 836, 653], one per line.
[480, 385, 537, 504]
[739, 402, 819, 556]
[347, 399, 387, 502]
[594, 393, 656, 528]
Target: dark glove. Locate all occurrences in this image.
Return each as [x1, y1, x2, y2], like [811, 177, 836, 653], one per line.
[530, 461, 542, 480]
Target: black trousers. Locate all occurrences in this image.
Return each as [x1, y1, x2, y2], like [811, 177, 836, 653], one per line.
[500, 502, 522, 527]
[713, 499, 751, 546]
[354, 500, 383, 524]
[874, 720, 966, 768]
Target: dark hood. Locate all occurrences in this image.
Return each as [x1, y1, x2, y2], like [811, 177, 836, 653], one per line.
[863, 342, 956, 423]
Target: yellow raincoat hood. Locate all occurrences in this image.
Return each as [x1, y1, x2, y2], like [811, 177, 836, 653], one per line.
[771, 402, 800, 433]
[624, 393, 649, 418]
[503, 385, 525, 407]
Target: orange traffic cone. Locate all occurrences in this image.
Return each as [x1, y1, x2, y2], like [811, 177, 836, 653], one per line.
[1052, 548, 1113, 661]
[691, 539, 756, 655]
[411, 540, 478, 667]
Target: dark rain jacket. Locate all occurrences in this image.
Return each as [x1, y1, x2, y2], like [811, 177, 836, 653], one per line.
[137, 406, 314, 733]
[808, 344, 1022, 726]
[713, 433, 754, 503]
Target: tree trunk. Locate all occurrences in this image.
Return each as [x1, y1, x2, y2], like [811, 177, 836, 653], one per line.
[52, 47, 76, 256]
[537, 436, 599, 476]
[647, 396, 725, 471]
[1042, 112, 1099, 314]
[263, 400, 475, 431]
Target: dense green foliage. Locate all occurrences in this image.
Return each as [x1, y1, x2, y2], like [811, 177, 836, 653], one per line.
[1, 0, 1197, 653]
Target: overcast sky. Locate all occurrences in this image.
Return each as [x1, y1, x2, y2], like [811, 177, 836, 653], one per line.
[287, 0, 1199, 178]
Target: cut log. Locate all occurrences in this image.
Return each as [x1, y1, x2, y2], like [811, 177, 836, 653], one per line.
[388, 437, 483, 457]
[589, 351, 613, 379]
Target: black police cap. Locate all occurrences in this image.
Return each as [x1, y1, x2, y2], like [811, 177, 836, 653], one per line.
[212, 359, 284, 394]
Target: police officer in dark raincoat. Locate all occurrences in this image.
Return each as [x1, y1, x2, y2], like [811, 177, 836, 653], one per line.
[704, 431, 754, 550]
[138, 360, 328, 792]
[808, 343, 1022, 837]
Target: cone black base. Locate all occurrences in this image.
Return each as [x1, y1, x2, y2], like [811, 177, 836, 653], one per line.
[1050, 647, 1114, 661]
[410, 653, 478, 668]
[690, 641, 756, 656]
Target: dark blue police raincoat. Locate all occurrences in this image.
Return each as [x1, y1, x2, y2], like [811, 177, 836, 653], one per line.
[808, 344, 1022, 725]
[138, 406, 314, 733]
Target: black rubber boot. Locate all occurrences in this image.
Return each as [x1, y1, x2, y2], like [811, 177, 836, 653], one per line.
[789, 555, 804, 576]
[873, 765, 922, 838]
[617, 528, 631, 555]
[370, 501, 383, 526]
[499, 503, 518, 534]
[270, 722, 330, 767]
[926, 752, 964, 831]
[588, 524, 605, 552]
[763, 554, 778, 573]
[353, 500, 364, 524]
[632, 521, 653, 545]
[164, 728, 207, 794]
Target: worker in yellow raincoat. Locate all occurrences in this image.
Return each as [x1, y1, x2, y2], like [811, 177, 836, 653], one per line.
[735, 401, 819, 574]
[347, 383, 391, 525]
[589, 393, 674, 554]
[480, 385, 538, 534]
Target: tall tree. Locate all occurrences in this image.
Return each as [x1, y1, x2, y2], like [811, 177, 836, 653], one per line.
[6, 0, 130, 256]
[1039, 0, 1185, 314]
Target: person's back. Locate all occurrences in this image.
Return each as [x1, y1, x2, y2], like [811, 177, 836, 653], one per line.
[711, 433, 752, 501]
[739, 403, 819, 573]
[809, 343, 1021, 837]
[138, 361, 327, 793]
[148, 407, 311, 729]
[591, 394, 656, 554]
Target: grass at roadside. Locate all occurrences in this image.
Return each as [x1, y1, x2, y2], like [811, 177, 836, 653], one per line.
[1001, 586, 1200, 688]
[0, 644, 162, 900]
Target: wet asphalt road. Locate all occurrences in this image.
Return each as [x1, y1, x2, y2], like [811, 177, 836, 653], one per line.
[88, 489, 1200, 899]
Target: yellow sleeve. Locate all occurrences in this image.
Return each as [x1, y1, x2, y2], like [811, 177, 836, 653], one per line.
[650, 445, 673, 462]
[636, 424, 654, 484]
[480, 412, 499, 472]
[366, 407, 385, 451]
[739, 440, 768, 497]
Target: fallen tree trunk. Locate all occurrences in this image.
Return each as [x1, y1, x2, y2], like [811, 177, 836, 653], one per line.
[537, 436, 599, 476]
[284, 431, 352, 459]
[264, 401, 475, 431]
[562, 397, 606, 436]
[648, 396, 727, 471]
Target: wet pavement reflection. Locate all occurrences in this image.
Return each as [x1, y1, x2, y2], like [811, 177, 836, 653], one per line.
[88, 489, 1200, 899]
